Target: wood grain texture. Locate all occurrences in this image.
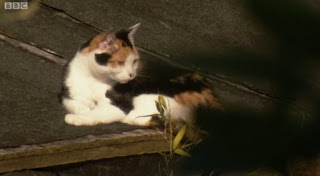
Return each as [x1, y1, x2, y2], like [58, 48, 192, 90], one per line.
[0, 129, 169, 173]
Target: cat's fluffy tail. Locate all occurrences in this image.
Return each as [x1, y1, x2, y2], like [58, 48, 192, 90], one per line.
[172, 74, 223, 110]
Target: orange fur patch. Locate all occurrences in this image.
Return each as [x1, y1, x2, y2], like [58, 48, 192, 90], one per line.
[174, 89, 223, 110]
[81, 30, 139, 67]
[108, 42, 138, 67]
[81, 30, 116, 54]
[171, 73, 205, 84]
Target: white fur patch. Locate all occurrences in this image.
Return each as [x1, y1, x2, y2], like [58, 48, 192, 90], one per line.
[123, 94, 192, 126]
[65, 103, 126, 126]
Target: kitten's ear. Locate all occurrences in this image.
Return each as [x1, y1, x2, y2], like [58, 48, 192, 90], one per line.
[127, 23, 140, 46]
[99, 29, 116, 51]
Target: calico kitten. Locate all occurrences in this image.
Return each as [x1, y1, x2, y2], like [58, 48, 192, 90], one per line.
[60, 23, 222, 126]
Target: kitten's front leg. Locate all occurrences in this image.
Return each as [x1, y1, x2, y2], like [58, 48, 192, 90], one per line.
[65, 114, 97, 126]
[65, 102, 126, 126]
[63, 98, 92, 114]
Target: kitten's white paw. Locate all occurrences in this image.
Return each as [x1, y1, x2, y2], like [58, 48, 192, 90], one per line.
[65, 114, 98, 126]
[123, 116, 152, 126]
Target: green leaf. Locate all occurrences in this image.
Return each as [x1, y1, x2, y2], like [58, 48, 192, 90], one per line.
[173, 125, 187, 150]
[170, 170, 174, 176]
[181, 142, 194, 149]
[158, 95, 167, 109]
[159, 152, 169, 157]
[155, 101, 164, 115]
[155, 101, 160, 112]
[174, 149, 191, 157]
[185, 121, 195, 129]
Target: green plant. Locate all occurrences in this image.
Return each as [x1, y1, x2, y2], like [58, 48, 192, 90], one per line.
[155, 95, 203, 175]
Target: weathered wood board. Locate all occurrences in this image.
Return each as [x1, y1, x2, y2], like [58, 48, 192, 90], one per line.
[0, 129, 169, 173]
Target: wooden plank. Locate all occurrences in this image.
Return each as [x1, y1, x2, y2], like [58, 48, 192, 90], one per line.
[0, 32, 67, 66]
[0, 4, 98, 60]
[0, 129, 169, 173]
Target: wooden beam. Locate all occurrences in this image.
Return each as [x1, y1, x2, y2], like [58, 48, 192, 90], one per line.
[0, 129, 169, 173]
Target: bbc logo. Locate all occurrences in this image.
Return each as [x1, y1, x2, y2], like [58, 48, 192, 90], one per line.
[4, 2, 28, 10]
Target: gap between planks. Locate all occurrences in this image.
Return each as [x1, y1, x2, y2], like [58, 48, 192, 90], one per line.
[0, 31, 67, 66]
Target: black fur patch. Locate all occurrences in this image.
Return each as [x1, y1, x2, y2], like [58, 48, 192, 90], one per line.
[79, 37, 93, 51]
[106, 74, 210, 114]
[110, 74, 208, 98]
[106, 90, 134, 114]
[95, 53, 111, 66]
[58, 85, 70, 103]
[115, 30, 132, 48]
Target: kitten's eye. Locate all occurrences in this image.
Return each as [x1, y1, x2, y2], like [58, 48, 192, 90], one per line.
[117, 61, 125, 66]
[133, 59, 139, 64]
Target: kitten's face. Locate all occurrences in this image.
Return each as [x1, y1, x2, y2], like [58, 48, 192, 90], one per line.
[80, 23, 141, 84]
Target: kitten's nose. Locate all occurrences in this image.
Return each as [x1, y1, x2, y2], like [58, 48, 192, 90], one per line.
[129, 73, 134, 78]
